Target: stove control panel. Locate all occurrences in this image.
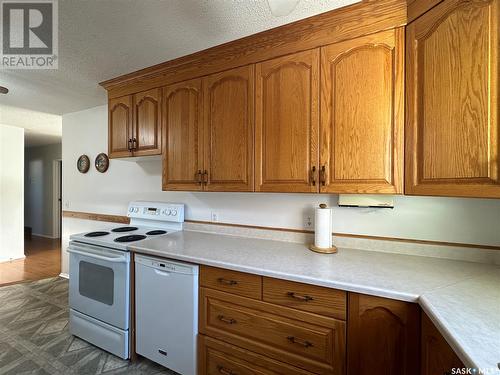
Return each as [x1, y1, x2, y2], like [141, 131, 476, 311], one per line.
[127, 201, 184, 223]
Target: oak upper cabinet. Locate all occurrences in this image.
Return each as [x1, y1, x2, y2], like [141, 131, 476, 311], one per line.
[421, 312, 464, 375]
[255, 49, 320, 193]
[406, 0, 500, 198]
[203, 65, 255, 191]
[108, 89, 162, 158]
[162, 79, 204, 191]
[348, 293, 420, 375]
[133, 88, 162, 156]
[320, 29, 404, 194]
[108, 95, 133, 158]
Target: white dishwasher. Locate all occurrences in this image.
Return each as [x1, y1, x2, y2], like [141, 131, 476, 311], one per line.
[135, 254, 199, 375]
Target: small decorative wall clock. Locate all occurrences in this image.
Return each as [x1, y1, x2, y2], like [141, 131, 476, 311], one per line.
[95, 153, 109, 173]
[77, 155, 90, 173]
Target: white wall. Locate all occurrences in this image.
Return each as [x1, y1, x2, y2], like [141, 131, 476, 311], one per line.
[0, 124, 24, 261]
[61, 106, 500, 273]
[24, 143, 61, 237]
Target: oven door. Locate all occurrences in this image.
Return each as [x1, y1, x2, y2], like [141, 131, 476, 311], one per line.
[68, 241, 130, 330]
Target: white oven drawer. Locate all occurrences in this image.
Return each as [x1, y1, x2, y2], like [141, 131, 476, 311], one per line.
[68, 241, 130, 330]
[70, 309, 129, 359]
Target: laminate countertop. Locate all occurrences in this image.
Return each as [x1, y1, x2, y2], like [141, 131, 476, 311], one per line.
[130, 230, 500, 373]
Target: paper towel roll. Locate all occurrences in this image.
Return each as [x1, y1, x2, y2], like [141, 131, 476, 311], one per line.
[314, 204, 332, 248]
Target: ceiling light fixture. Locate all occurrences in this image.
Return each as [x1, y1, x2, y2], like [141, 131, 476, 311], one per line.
[267, 0, 300, 17]
[0, 86, 8, 94]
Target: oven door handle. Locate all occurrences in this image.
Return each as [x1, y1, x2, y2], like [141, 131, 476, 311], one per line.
[67, 247, 128, 263]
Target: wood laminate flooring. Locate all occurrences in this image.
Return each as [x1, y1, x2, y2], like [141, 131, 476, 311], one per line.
[0, 236, 62, 287]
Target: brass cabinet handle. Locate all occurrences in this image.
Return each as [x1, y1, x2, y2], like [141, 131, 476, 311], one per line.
[310, 166, 317, 186]
[217, 366, 236, 375]
[287, 291, 313, 302]
[218, 315, 237, 325]
[195, 170, 202, 185]
[217, 277, 238, 286]
[203, 170, 208, 185]
[287, 336, 313, 348]
[132, 138, 138, 150]
[128, 139, 133, 151]
[320, 165, 326, 186]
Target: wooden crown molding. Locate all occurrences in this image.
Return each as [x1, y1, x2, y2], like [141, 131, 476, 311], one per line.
[63, 210, 500, 251]
[99, 0, 409, 99]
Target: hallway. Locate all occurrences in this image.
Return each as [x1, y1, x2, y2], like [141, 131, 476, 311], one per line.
[0, 236, 61, 286]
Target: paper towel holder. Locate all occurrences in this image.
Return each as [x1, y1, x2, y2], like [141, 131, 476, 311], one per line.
[309, 203, 337, 254]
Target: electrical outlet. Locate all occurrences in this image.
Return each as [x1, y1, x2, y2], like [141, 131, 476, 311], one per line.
[304, 215, 313, 229]
[211, 212, 219, 222]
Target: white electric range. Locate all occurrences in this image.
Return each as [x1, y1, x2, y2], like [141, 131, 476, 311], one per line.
[68, 201, 184, 359]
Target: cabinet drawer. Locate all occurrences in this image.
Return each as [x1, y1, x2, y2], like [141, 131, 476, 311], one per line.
[200, 288, 345, 375]
[199, 335, 315, 375]
[263, 277, 346, 320]
[200, 266, 262, 299]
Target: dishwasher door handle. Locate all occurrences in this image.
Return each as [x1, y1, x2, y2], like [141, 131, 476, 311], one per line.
[154, 269, 171, 276]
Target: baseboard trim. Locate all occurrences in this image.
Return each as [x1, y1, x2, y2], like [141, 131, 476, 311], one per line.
[59, 273, 69, 279]
[62, 210, 500, 251]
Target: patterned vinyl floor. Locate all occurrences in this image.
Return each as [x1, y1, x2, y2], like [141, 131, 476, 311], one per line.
[0, 277, 175, 375]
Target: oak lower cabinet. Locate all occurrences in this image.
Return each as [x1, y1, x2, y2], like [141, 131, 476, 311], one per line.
[199, 266, 347, 375]
[421, 313, 464, 375]
[163, 66, 255, 192]
[347, 293, 420, 375]
[406, 0, 500, 198]
[108, 89, 162, 159]
[255, 49, 320, 193]
[319, 28, 404, 194]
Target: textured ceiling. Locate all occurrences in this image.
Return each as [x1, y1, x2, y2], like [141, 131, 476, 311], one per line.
[0, 0, 359, 115]
[0, 105, 62, 147]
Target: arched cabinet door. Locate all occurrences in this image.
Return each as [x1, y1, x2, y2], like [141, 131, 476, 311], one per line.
[162, 79, 204, 191]
[108, 95, 133, 158]
[406, 0, 500, 198]
[255, 49, 320, 193]
[347, 293, 420, 375]
[133, 88, 162, 156]
[320, 28, 404, 194]
[203, 65, 255, 192]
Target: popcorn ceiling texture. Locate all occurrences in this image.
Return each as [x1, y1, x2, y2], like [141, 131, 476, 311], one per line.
[2, 0, 360, 115]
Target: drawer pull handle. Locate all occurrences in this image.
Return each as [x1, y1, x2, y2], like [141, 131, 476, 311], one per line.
[218, 366, 236, 375]
[218, 315, 237, 325]
[217, 277, 238, 286]
[287, 292, 314, 302]
[287, 336, 313, 348]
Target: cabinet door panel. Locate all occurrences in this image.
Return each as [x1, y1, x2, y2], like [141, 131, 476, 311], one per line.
[320, 29, 404, 194]
[347, 293, 420, 375]
[133, 88, 161, 156]
[108, 96, 133, 158]
[406, 0, 500, 197]
[203, 66, 254, 191]
[255, 49, 320, 193]
[163, 79, 203, 191]
[421, 313, 464, 375]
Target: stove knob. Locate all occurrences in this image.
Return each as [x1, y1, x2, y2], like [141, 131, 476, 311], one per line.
[133, 207, 139, 213]
[129, 207, 134, 213]
[171, 209, 177, 216]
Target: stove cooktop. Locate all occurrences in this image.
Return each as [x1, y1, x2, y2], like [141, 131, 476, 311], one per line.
[70, 225, 176, 251]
